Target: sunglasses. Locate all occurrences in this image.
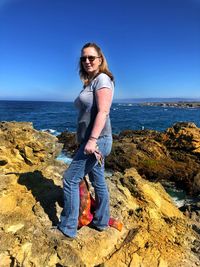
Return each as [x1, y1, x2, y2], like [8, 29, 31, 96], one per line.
[80, 56, 101, 63]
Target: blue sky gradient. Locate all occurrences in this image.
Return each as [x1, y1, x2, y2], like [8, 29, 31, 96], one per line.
[0, 0, 200, 101]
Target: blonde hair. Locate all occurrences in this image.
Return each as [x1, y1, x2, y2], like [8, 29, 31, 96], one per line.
[79, 42, 114, 86]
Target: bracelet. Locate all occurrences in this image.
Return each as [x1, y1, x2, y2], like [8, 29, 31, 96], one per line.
[89, 136, 98, 140]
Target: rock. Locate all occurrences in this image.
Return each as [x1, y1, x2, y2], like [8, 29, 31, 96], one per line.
[0, 122, 199, 266]
[5, 223, 24, 233]
[162, 122, 200, 194]
[193, 172, 200, 193]
[105, 123, 200, 195]
[0, 121, 63, 175]
[180, 198, 200, 238]
[104, 169, 199, 267]
[163, 122, 200, 153]
[57, 131, 78, 156]
[106, 129, 170, 173]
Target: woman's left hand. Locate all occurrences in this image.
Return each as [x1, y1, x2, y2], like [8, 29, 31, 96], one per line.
[84, 139, 97, 155]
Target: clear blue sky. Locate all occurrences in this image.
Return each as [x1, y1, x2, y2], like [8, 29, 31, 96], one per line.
[0, 0, 200, 101]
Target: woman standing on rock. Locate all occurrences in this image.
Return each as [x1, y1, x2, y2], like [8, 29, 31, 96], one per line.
[57, 42, 114, 238]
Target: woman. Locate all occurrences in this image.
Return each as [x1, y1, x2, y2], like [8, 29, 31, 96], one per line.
[58, 42, 114, 238]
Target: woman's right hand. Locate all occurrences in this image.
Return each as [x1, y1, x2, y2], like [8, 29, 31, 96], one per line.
[84, 139, 97, 155]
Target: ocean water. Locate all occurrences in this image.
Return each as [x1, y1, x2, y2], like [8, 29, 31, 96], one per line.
[0, 100, 200, 134]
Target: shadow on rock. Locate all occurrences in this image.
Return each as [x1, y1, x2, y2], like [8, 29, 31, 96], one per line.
[18, 170, 63, 225]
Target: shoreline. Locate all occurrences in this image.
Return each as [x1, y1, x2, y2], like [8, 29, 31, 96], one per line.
[140, 101, 200, 108]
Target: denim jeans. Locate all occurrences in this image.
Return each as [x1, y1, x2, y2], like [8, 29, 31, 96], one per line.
[58, 135, 113, 238]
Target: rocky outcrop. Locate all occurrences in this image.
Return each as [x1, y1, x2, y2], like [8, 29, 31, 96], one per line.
[163, 122, 200, 153]
[57, 123, 200, 195]
[0, 122, 199, 266]
[106, 123, 200, 196]
[57, 131, 78, 155]
[0, 121, 63, 174]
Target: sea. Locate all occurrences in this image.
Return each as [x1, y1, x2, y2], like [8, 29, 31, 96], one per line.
[1, 100, 200, 134]
[1, 100, 199, 207]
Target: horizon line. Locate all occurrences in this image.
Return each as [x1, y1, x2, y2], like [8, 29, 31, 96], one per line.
[0, 97, 200, 103]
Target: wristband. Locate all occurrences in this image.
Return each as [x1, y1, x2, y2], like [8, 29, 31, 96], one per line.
[89, 136, 98, 140]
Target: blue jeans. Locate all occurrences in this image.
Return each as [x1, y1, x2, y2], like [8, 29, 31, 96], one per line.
[58, 135, 112, 238]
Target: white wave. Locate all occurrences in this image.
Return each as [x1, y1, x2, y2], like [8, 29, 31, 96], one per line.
[171, 197, 185, 208]
[56, 152, 72, 164]
[117, 103, 133, 107]
[105, 170, 113, 177]
[41, 128, 61, 136]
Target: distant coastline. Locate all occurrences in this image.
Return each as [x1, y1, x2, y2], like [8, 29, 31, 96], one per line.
[139, 101, 200, 108]
[113, 97, 200, 104]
